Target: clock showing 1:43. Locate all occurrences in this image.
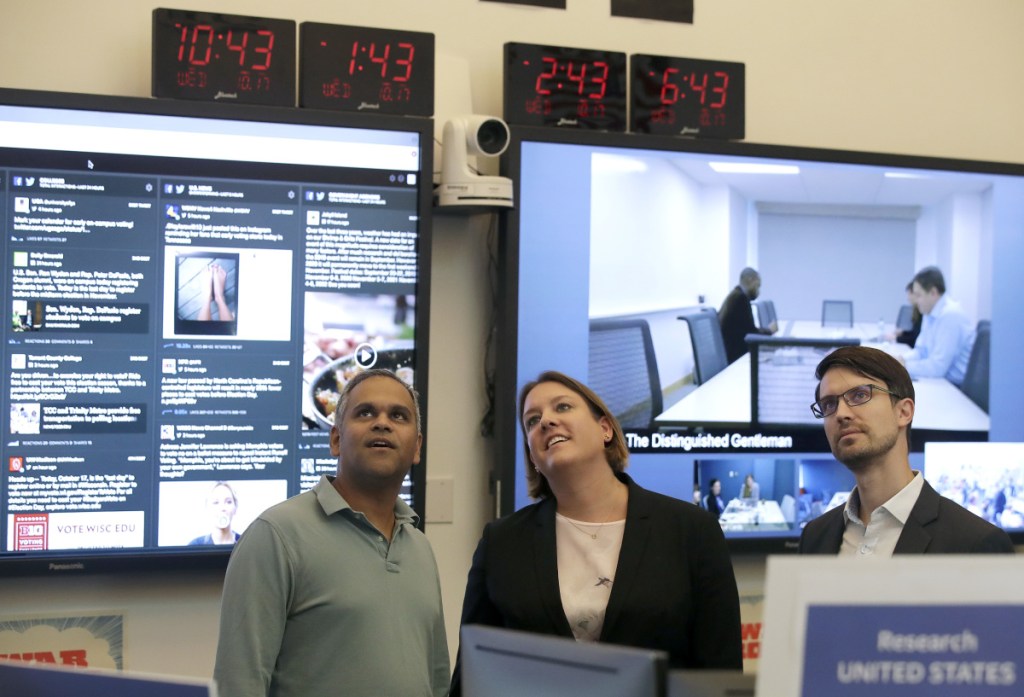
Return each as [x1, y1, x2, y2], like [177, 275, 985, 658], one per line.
[299, 23, 435, 117]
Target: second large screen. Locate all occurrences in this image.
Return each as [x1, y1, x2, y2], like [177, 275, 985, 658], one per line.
[496, 127, 1024, 551]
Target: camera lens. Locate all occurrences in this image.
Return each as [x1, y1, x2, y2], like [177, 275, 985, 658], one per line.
[476, 119, 509, 155]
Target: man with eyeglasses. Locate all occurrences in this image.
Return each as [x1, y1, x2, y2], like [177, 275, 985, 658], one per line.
[798, 346, 1013, 556]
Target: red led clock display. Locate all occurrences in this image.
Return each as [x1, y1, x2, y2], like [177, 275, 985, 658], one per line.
[152, 9, 296, 106]
[504, 42, 627, 131]
[631, 54, 745, 139]
[299, 23, 435, 117]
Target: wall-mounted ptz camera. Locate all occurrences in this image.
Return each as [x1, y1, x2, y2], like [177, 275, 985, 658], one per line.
[434, 115, 514, 210]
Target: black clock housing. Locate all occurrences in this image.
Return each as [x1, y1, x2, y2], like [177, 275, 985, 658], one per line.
[299, 23, 435, 117]
[504, 42, 627, 131]
[631, 54, 745, 139]
[152, 8, 296, 106]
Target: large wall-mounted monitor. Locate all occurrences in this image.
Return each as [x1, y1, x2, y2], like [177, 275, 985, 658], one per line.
[495, 125, 1024, 552]
[0, 89, 433, 574]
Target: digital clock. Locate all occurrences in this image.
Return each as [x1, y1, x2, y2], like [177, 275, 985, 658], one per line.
[299, 23, 435, 117]
[630, 54, 745, 139]
[504, 42, 627, 131]
[152, 8, 296, 106]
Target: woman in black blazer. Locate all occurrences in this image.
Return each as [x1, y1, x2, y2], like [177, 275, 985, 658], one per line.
[449, 371, 742, 695]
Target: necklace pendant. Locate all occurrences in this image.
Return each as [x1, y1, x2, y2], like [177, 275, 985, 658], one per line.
[589, 533, 597, 540]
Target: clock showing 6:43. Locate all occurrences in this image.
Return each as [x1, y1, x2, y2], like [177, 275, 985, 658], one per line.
[631, 54, 745, 140]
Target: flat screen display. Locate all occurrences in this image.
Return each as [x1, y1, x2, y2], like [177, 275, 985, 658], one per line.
[495, 126, 1024, 551]
[0, 89, 432, 573]
[923, 441, 1024, 535]
[460, 624, 666, 697]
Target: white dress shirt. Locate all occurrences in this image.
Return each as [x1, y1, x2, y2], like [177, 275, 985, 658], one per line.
[839, 472, 925, 558]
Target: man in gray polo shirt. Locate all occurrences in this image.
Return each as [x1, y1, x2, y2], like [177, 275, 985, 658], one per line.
[214, 369, 449, 697]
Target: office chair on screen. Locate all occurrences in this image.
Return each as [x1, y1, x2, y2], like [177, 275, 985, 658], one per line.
[588, 318, 664, 429]
[959, 320, 990, 412]
[678, 308, 729, 385]
[895, 304, 915, 332]
[752, 299, 778, 331]
[821, 300, 854, 327]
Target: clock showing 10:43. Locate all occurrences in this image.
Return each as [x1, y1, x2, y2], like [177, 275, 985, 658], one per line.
[151, 8, 297, 106]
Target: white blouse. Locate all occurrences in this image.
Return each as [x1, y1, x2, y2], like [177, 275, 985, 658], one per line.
[554, 513, 626, 642]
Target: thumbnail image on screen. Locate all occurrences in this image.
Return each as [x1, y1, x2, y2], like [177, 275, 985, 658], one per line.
[173, 251, 240, 336]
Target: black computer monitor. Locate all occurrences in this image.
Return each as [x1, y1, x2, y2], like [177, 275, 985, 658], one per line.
[665, 670, 754, 697]
[460, 625, 667, 697]
[494, 124, 1024, 552]
[0, 88, 433, 575]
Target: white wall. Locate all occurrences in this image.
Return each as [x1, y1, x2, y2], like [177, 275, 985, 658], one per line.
[590, 157, 707, 316]
[1, 0, 1022, 679]
[758, 212, 917, 323]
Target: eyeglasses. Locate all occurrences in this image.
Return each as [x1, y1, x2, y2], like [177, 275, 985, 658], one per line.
[810, 384, 902, 419]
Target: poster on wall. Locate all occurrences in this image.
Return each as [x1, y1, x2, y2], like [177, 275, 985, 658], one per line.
[740, 593, 764, 673]
[611, 0, 694, 23]
[482, 0, 566, 7]
[0, 614, 123, 669]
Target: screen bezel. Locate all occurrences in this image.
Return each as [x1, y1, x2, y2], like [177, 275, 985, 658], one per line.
[0, 88, 433, 575]
[495, 125, 1024, 552]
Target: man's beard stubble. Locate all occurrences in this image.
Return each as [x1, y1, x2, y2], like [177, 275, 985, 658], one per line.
[834, 428, 900, 472]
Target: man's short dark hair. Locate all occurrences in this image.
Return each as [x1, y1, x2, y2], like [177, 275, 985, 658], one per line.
[814, 346, 914, 448]
[335, 368, 422, 434]
[913, 266, 946, 295]
[739, 267, 760, 286]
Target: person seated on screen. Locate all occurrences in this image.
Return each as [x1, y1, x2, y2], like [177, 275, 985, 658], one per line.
[189, 481, 241, 546]
[448, 371, 742, 695]
[718, 267, 777, 364]
[703, 478, 726, 518]
[740, 474, 760, 502]
[898, 266, 974, 385]
[197, 262, 235, 322]
[799, 346, 1014, 556]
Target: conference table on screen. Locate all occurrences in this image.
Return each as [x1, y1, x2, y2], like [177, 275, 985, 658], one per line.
[655, 319, 990, 432]
[718, 498, 789, 532]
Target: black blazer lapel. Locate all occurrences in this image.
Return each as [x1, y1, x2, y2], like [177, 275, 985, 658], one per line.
[800, 504, 846, 554]
[600, 477, 653, 641]
[893, 481, 939, 554]
[533, 498, 574, 637]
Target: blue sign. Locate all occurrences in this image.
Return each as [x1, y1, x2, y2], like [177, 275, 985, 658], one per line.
[802, 604, 1022, 696]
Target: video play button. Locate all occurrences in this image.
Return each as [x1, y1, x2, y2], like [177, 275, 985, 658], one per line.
[354, 343, 378, 369]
